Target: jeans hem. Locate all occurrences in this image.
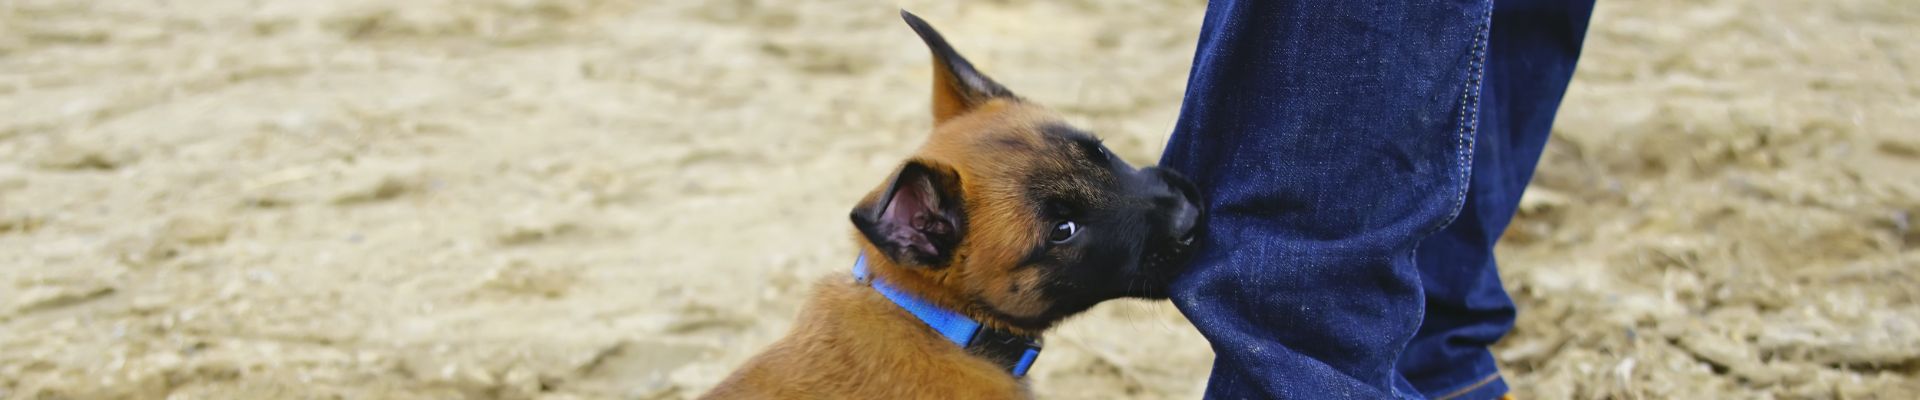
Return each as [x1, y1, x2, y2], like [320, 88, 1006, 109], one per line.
[1431, 372, 1507, 400]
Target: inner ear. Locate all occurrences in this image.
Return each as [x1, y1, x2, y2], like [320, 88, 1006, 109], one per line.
[901, 10, 1017, 125]
[851, 159, 967, 268]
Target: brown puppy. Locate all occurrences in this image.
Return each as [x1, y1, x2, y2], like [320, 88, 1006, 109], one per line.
[702, 11, 1203, 400]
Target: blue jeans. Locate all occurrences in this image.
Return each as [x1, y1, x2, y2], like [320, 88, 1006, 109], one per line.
[1159, 1, 1594, 399]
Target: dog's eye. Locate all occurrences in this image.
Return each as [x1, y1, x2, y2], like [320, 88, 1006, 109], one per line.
[1049, 220, 1080, 243]
[1076, 139, 1110, 164]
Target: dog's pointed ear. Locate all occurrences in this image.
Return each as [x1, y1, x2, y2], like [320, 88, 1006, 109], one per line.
[851, 159, 967, 268]
[901, 10, 1015, 125]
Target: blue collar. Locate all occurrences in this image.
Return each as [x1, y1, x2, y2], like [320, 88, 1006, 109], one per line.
[853, 255, 1042, 377]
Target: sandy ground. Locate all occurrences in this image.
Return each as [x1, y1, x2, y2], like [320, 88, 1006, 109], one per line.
[0, 0, 1915, 399]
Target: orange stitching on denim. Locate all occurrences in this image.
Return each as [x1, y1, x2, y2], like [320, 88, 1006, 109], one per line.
[1433, 372, 1503, 400]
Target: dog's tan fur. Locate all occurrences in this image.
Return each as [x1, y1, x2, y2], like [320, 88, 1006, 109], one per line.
[699, 258, 1030, 399]
[704, 12, 1159, 400]
[702, 73, 1062, 400]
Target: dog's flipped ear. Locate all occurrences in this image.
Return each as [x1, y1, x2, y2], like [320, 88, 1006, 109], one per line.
[852, 159, 967, 268]
[901, 10, 1015, 125]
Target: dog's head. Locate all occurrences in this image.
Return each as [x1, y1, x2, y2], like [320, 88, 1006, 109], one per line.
[850, 11, 1204, 334]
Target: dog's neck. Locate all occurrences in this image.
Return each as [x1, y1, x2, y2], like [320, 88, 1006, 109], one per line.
[852, 254, 1044, 377]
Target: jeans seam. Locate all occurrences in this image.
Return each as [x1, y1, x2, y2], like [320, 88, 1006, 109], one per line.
[1398, 9, 1491, 400]
[1416, 5, 1493, 241]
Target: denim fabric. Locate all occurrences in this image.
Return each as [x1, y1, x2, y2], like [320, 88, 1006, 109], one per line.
[1401, 1, 1596, 399]
[1159, 0, 1592, 398]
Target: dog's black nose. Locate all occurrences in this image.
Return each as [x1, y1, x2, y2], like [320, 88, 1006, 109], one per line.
[1145, 167, 1203, 243]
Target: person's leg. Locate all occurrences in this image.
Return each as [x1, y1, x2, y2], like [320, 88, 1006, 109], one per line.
[1159, 0, 1494, 398]
[1398, 2, 1595, 399]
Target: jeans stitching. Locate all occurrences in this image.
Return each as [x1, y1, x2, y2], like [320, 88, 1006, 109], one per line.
[1432, 371, 1503, 400]
[1417, 5, 1493, 241]
[1399, 8, 1492, 400]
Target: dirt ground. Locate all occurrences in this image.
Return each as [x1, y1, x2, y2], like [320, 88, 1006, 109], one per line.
[1, 0, 1915, 399]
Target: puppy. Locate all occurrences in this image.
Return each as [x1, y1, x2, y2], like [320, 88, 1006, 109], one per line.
[702, 11, 1203, 399]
